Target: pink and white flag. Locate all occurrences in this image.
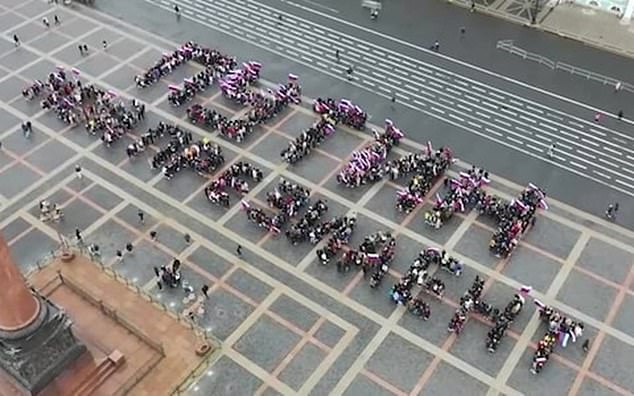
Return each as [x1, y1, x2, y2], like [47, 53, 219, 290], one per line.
[533, 299, 546, 309]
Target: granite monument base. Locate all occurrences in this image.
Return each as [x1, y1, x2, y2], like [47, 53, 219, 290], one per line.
[0, 296, 86, 396]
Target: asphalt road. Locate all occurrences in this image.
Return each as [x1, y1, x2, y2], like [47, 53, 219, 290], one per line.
[302, 0, 634, 116]
[87, 0, 634, 229]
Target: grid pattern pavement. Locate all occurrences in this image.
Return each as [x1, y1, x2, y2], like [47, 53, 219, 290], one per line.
[0, 1, 633, 395]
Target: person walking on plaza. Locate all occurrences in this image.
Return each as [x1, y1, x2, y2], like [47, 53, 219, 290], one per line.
[431, 40, 440, 52]
[42, 17, 50, 28]
[102, 40, 108, 50]
[618, 110, 624, 120]
[174, 4, 181, 18]
[184, 233, 192, 245]
[582, 339, 590, 353]
[75, 164, 83, 179]
[335, 49, 340, 62]
[137, 210, 145, 224]
[21, 121, 32, 139]
[346, 65, 353, 81]
[75, 228, 83, 244]
[150, 230, 158, 241]
[615, 81, 622, 92]
[605, 203, 619, 220]
[546, 143, 556, 158]
[54, 15, 61, 26]
[236, 244, 242, 256]
[594, 112, 601, 123]
[13, 34, 20, 47]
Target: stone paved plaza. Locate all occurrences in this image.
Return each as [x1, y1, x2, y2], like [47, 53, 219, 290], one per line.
[0, 1, 633, 395]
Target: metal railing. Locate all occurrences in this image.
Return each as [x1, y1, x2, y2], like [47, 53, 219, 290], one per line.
[81, 248, 221, 395]
[27, 241, 220, 393]
[497, 40, 634, 92]
[56, 271, 166, 355]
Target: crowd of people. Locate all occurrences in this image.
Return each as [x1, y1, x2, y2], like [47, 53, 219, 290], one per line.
[24, 67, 144, 146]
[486, 294, 525, 353]
[285, 200, 329, 244]
[146, 123, 224, 179]
[187, 73, 301, 142]
[135, 41, 237, 88]
[21, 38, 583, 378]
[485, 184, 547, 258]
[315, 214, 358, 265]
[424, 166, 490, 229]
[448, 276, 486, 334]
[205, 162, 263, 207]
[264, 178, 311, 226]
[390, 143, 454, 213]
[337, 119, 405, 187]
[421, 164, 547, 260]
[219, 61, 262, 105]
[281, 98, 368, 164]
[531, 301, 585, 374]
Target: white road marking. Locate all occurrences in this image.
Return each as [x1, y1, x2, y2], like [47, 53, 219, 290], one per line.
[589, 128, 607, 137]
[413, 99, 427, 107]
[581, 138, 600, 147]
[448, 113, 465, 122]
[577, 149, 597, 160]
[604, 146, 623, 156]
[485, 127, 503, 137]
[507, 136, 524, 145]
[489, 92, 505, 100]
[526, 144, 544, 152]
[499, 108, 517, 117]
[569, 161, 587, 170]
[616, 179, 634, 189]
[546, 113, 564, 121]
[495, 119, 512, 128]
[594, 171, 612, 180]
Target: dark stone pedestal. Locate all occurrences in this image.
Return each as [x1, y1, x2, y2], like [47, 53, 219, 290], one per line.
[0, 296, 86, 396]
